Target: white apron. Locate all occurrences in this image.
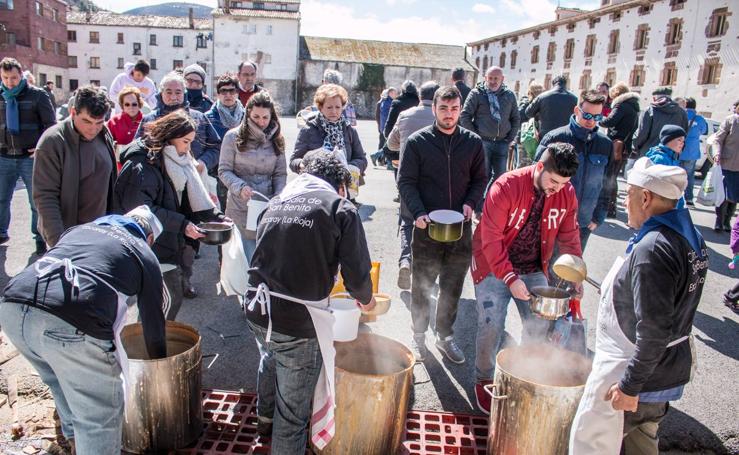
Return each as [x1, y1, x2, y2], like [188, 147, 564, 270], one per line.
[247, 282, 338, 450]
[35, 256, 133, 401]
[569, 257, 689, 454]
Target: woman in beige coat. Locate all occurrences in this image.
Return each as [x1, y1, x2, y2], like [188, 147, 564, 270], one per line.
[218, 92, 287, 261]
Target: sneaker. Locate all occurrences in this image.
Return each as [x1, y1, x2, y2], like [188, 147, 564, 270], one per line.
[0, 235, 8, 245]
[474, 380, 495, 415]
[35, 240, 47, 255]
[370, 154, 378, 166]
[256, 417, 273, 437]
[606, 210, 617, 219]
[686, 200, 695, 207]
[397, 263, 411, 290]
[182, 279, 198, 299]
[393, 195, 400, 203]
[412, 334, 427, 362]
[435, 336, 465, 364]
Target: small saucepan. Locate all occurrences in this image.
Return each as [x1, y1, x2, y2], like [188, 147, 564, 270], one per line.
[427, 210, 465, 243]
[529, 286, 572, 320]
[197, 222, 233, 245]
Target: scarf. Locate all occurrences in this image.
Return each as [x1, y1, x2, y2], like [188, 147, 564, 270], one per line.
[478, 82, 503, 123]
[162, 146, 216, 212]
[568, 115, 598, 143]
[216, 100, 244, 130]
[1, 78, 27, 135]
[318, 112, 347, 152]
[626, 208, 705, 258]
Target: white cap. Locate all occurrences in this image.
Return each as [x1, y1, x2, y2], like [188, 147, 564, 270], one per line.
[125, 205, 163, 240]
[626, 157, 687, 200]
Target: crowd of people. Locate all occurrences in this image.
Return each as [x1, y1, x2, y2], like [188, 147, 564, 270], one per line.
[0, 51, 736, 455]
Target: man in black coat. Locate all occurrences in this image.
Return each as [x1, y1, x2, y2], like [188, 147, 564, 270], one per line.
[383, 80, 420, 139]
[398, 85, 487, 364]
[452, 67, 471, 105]
[525, 75, 578, 138]
[633, 87, 689, 159]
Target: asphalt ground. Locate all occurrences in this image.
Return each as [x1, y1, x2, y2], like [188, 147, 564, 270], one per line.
[0, 118, 736, 453]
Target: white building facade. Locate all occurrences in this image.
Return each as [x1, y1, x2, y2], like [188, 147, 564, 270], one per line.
[66, 12, 214, 96]
[468, 0, 737, 119]
[212, 0, 301, 112]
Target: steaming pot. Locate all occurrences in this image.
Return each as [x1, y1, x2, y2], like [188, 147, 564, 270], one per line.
[485, 344, 591, 455]
[529, 286, 571, 320]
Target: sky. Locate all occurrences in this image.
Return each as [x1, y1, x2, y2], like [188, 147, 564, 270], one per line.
[95, 0, 602, 45]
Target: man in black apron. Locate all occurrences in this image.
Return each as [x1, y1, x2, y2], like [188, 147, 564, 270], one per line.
[570, 158, 707, 454]
[245, 152, 375, 454]
[0, 206, 166, 455]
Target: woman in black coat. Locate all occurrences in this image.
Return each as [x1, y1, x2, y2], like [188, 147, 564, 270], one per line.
[114, 110, 226, 319]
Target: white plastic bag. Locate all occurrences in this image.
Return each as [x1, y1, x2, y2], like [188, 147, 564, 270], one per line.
[697, 163, 725, 207]
[219, 225, 249, 297]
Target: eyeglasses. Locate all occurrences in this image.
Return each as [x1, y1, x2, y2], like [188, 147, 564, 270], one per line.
[218, 88, 237, 94]
[577, 107, 604, 122]
[123, 102, 139, 107]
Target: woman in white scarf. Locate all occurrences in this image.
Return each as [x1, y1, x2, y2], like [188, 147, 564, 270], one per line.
[114, 110, 228, 320]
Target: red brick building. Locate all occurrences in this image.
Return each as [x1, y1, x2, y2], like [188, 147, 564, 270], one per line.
[0, 0, 68, 98]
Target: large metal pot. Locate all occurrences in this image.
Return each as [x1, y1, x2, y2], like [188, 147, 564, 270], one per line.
[313, 333, 414, 455]
[428, 209, 464, 242]
[485, 344, 592, 455]
[121, 321, 202, 453]
[529, 286, 571, 320]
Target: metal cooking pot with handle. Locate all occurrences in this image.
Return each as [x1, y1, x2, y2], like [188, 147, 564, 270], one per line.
[427, 210, 465, 242]
[529, 286, 571, 320]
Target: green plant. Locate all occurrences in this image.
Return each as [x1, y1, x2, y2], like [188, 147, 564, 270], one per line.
[356, 64, 385, 91]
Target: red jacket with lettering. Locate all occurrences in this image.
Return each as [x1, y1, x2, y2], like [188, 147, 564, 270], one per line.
[471, 165, 582, 286]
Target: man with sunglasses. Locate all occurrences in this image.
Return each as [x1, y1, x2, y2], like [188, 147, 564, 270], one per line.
[535, 90, 612, 248]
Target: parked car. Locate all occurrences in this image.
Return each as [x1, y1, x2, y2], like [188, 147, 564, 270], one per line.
[696, 119, 721, 179]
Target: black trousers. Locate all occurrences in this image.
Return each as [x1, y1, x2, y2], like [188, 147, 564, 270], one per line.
[410, 224, 471, 339]
[162, 267, 184, 321]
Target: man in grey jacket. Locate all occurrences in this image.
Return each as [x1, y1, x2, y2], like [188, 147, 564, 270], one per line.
[387, 80, 439, 289]
[525, 75, 578, 139]
[461, 67, 520, 185]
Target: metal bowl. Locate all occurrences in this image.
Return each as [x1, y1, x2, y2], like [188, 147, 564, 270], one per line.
[529, 286, 571, 320]
[197, 222, 233, 245]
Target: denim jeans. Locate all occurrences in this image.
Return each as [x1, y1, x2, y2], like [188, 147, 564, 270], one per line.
[243, 238, 257, 264]
[474, 272, 550, 380]
[0, 302, 123, 454]
[411, 224, 471, 338]
[482, 140, 509, 184]
[679, 160, 696, 203]
[0, 156, 40, 240]
[248, 320, 323, 455]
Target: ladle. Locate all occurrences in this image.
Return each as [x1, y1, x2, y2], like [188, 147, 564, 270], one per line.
[552, 254, 602, 290]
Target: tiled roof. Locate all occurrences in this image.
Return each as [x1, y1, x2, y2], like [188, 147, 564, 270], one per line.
[66, 12, 212, 30]
[300, 36, 473, 71]
[212, 8, 300, 20]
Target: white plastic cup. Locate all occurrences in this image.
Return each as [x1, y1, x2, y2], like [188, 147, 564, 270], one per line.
[246, 198, 269, 232]
[330, 298, 361, 342]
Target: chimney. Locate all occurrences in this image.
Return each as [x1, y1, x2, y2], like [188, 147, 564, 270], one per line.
[85, 10, 91, 22]
[188, 7, 194, 29]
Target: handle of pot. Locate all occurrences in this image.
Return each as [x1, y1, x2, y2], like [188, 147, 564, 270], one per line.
[484, 383, 507, 447]
[586, 276, 602, 291]
[186, 355, 203, 373]
[483, 383, 508, 400]
[251, 190, 270, 202]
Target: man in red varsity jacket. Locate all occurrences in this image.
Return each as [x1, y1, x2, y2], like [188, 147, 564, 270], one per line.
[471, 142, 583, 414]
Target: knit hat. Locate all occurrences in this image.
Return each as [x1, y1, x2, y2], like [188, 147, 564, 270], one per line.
[627, 157, 687, 200]
[660, 125, 686, 145]
[652, 87, 672, 96]
[183, 64, 206, 83]
[126, 205, 163, 240]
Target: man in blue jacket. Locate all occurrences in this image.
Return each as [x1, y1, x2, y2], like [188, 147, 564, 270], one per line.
[681, 98, 708, 206]
[536, 90, 612, 249]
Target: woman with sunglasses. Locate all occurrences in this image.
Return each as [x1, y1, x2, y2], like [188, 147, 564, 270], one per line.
[108, 87, 144, 170]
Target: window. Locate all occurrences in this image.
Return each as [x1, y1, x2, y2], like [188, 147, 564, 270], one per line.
[544, 74, 552, 90]
[117, 58, 124, 69]
[68, 30, 76, 42]
[35, 1, 42, 16]
[670, 0, 686, 10]
[584, 34, 596, 57]
[706, 8, 730, 38]
[638, 4, 652, 15]
[150, 58, 157, 70]
[533, 30, 540, 39]
[482, 56, 489, 72]
[68, 56, 77, 68]
[197, 61, 207, 73]
[666, 18, 683, 45]
[69, 79, 78, 91]
[0, 0, 14, 10]
[6, 32, 15, 45]
[611, 11, 622, 22]
[38, 73, 47, 85]
[52, 8, 58, 21]
[475, 57, 480, 69]
[173, 59, 183, 70]
[150, 34, 157, 45]
[546, 42, 556, 63]
[531, 45, 540, 64]
[579, 70, 592, 90]
[605, 68, 616, 87]
[173, 35, 183, 47]
[133, 42, 141, 55]
[55, 75, 61, 87]
[661, 62, 678, 86]
[254, 1, 264, 8]
[630, 65, 645, 87]
[89, 57, 100, 69]
[608, 30, 619, 54]
[244, 24, 257, 34]
[89, 31, 99, 44]
[37, 37, 44, 51]
[564, 38, 575, 60]
[499, 52, 506, 68]
[266, 25, 273, 35]
[54, 41, 61, 55]
[567, 23, 576, 32]
[196, 34, 207, 49]
[634, 24, 649, 50]
[514, 81, 520, 94]
[484, 42, 489, 51]
[510, 50, 517, 69]
[700, 57, 722, 85]
[90, 80, 100, 86]
[588, 17, 600, 29]
[117, 33, 124, 44]
[502, 38, 507, 47]
[549, 25, 557, 36]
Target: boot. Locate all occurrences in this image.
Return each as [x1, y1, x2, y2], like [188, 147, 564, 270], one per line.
[724, 202, 737, 231]
[182, 276, 197, 299]
[715, 203, 727, 232]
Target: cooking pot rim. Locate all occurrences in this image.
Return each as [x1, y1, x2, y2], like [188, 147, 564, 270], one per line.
[428, 209, 464, 224]
[122, 321, 201, 364]
[335, 333, 416, 378]
[495, 346, 590, 389]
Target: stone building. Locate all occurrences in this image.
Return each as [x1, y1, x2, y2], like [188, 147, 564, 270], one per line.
[468, 0, 737, 119]
[298, 36, 475, 118]
[67, 11, 213, 97]
[0, 0, 68, 102]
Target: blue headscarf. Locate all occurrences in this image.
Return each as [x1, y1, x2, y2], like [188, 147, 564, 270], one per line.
[93, 215, 147, 240]
[626, 208, 705, 258]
